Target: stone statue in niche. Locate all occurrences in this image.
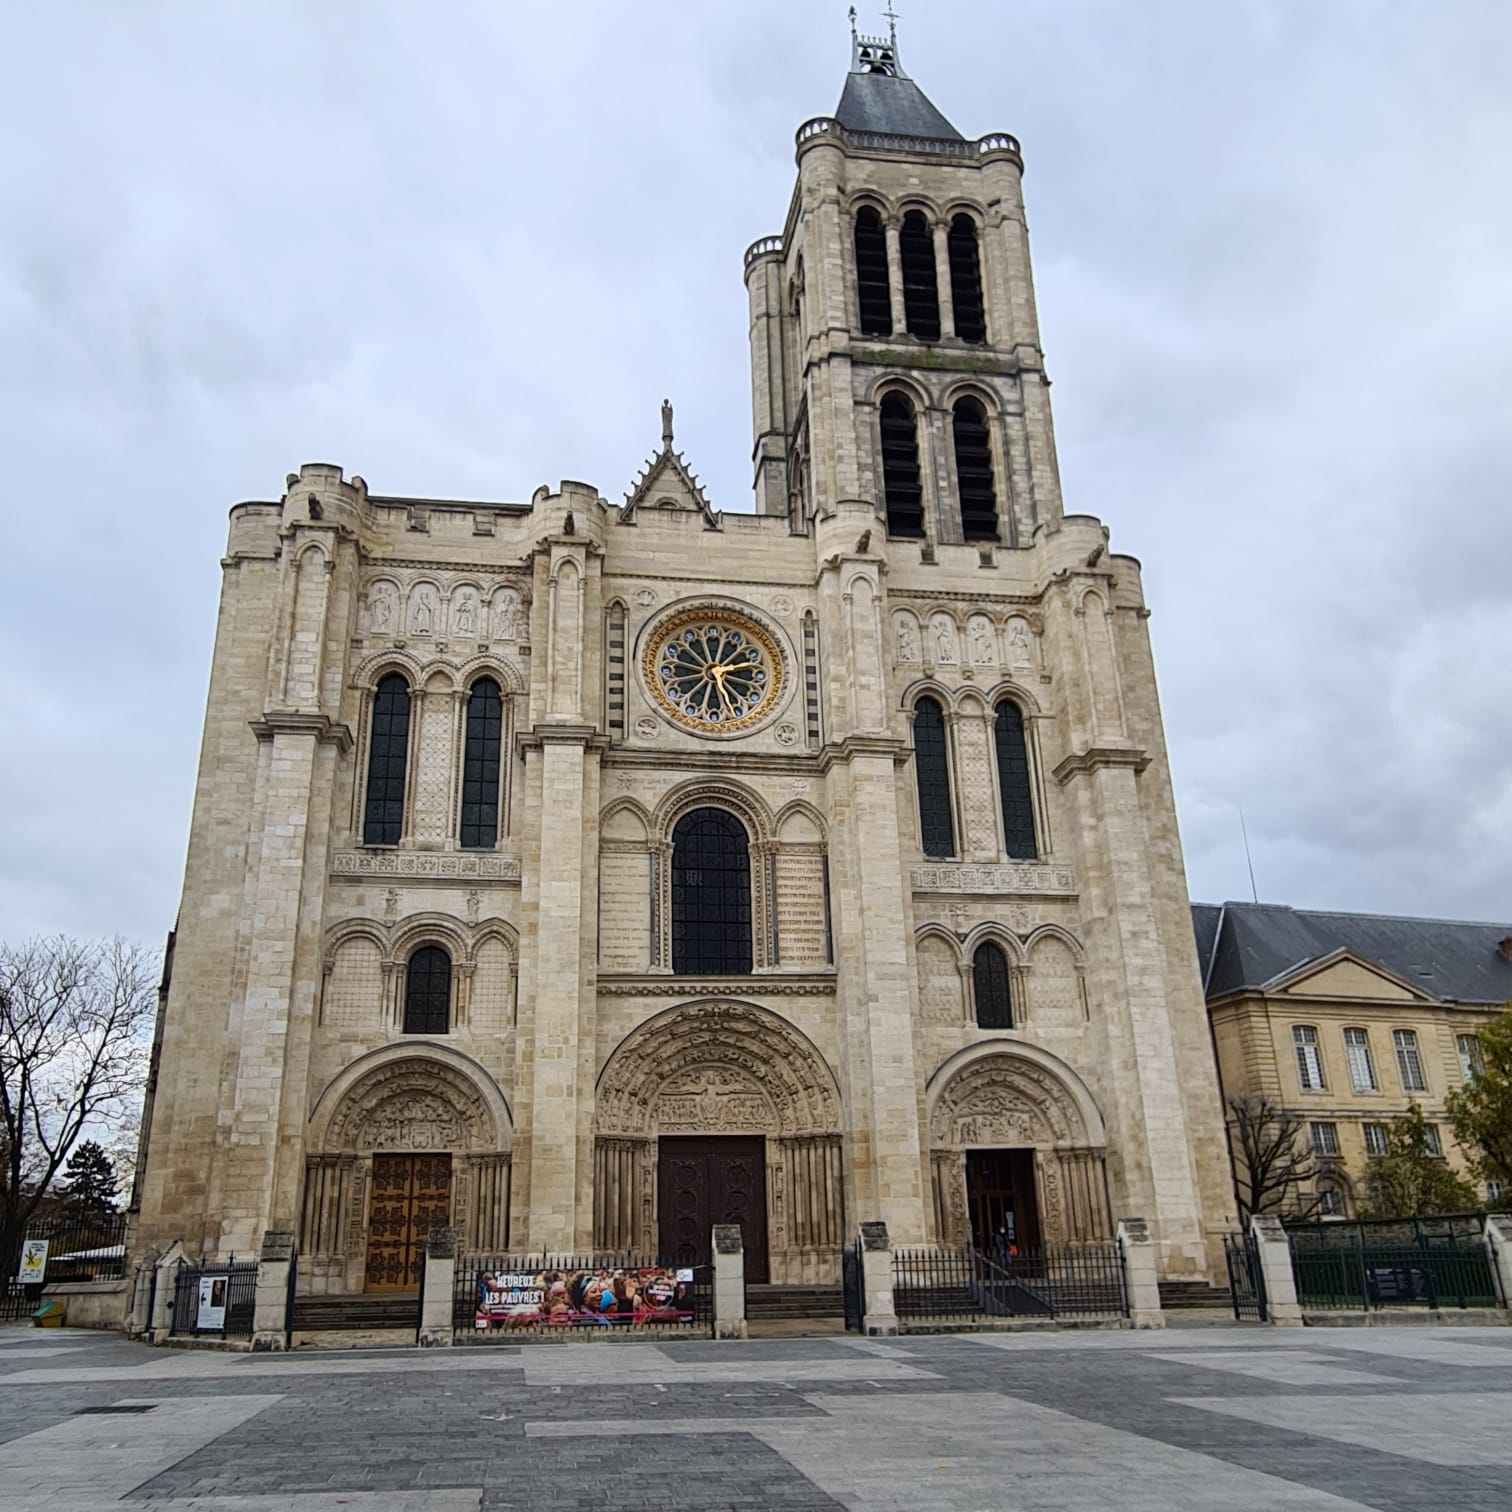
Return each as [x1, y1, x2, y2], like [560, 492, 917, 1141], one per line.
[932, 615, 958, 663]
[897, 617, 919, 662]
[492, 590, 519, 640]
[410, 592, 434, 635]
[1007, 618, 1032, 666]
[454, 593, 476, 637]
[970, 616, 995, 664]
[370, 586, 394, 634]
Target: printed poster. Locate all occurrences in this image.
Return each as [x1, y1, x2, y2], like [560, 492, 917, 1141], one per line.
[196, 1274, 228, 1331]
[17, 1239, 47, 1284]
[475, 1265, 696, 1330]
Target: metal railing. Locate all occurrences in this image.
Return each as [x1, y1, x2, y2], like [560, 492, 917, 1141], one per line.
[453, 1252, 714, 1342]
[1287, 1214, 1501, 1311]
[21, 1212, 129, 1282]
[170, 1258, 259, 1339]
[1223, 1232, 1268, 1321]
[893, 1244, 1128, 1327]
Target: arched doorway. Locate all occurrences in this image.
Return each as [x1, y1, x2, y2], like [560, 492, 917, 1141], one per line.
[927, 1044, 1110, 1254]
[303, 1048, 511, 1294]
[594, 1000, 843, 1283]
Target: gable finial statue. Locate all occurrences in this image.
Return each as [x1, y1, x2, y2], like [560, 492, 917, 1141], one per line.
[661, 397, 674, 453]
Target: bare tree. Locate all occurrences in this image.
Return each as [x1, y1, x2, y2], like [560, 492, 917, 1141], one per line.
[1227, 1094, 1326, 1222]
[0, 937, 156, 1273]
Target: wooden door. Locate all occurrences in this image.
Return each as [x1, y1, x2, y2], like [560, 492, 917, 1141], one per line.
[965, 1148, 1041, 1258]
[365, 1152, 452, 1292]
[657, 1136, 769, 1283]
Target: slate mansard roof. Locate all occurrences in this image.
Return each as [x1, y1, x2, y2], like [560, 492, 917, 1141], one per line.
[834, 67, 963, 142]
[1192, 901, 1512, 1007]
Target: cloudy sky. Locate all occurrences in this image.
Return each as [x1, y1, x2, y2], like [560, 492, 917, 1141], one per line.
[3, 1, 1509, 945]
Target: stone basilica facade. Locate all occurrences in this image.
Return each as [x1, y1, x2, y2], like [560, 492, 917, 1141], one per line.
[135, 30, 1233, 1294]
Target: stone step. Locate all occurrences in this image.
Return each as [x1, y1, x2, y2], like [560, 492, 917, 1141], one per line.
[291, 1294, 420, 1332]
[1158, 1281, 1234, 1310]
[745, 1285, 844, 1319]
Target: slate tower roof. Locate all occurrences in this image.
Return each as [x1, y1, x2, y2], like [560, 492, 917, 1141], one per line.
[836, 14, 963, 142]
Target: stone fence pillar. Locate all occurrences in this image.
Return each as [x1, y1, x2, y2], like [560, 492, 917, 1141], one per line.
[127, 1249, 159, 1339]
[1116, 1218, 1164, 1328]
[149, 1242, 185, 1344]
[1250, 1215, 1302, 1325]
[712, 1224, 747, 1338]
[251, 1231, 295, 1352]
[418, 1227, 457, 1347]
[1483, 1213, 1512, 1306]
[859, 1221, 897, 1336]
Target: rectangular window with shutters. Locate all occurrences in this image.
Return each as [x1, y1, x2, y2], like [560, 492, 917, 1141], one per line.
[1457, 1033, 1484, 1084]
[1423, 1124, 1444, 1158]
[1393, 1029, 1427, 1092]
[1343, 1028, 1377, 1092]
[1311, 1122, 1340, 1157]
[1293, 1026, 1325, 1091]
[1363, 1122, 1390, 1157]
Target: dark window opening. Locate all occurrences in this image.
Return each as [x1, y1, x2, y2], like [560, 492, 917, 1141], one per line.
[403, 946, 452, 1034]
[953, 398, 999, 542]
[973, 942, 1014, 1029]
[948, 214, 987, 343]
[460, 678, 503, 849]
[899, 211, 941, 341]
[879, 393, 924, 538]
[993, 700, 1038, 859]
[363, 673, 411, 846]
[854, 207, 892, 337]
[913, 697, 955, 858]
[671, 808, 753, 974]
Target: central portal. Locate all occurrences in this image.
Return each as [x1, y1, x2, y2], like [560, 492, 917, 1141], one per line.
[657, 1135, 769, 1283]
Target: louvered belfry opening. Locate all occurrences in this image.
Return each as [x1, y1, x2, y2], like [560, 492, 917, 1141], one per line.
[879, 393, 925, 537]
[952, 397, 999, 542]
[899, 211, 941, 340]
[854, 207, 892, 336]
[948, 214, 987, 343]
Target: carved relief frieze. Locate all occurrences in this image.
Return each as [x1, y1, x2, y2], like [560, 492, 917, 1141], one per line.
[323, 1061, 499, 1154]
[911, 863, 1075, 896]
[331, 851, 521, 882]
[929, 1054, 1089, 1151]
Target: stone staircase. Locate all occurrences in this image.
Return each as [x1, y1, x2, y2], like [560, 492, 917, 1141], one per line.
[290, 1293, 420, 1333]
[1157, 1280, 1234, 1315]
[745, 1283, 845, 1322]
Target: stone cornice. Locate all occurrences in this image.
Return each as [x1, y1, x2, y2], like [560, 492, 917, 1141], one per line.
[604, 750, 819, 776]
[816, 735, 911, 772]
[358, 554, 533, 576]
[516, 725, 612, 754]
[250, 712, 353, 752]
[1052, 747, 1151, 785]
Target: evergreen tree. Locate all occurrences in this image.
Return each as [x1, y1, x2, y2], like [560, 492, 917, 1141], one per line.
[1446, 1008, 1512, 1194]
[1361, 1103, 1479, 1218]
[59, 1140, 120, 1214]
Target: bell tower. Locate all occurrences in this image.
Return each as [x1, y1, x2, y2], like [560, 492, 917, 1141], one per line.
[744, 14, 1062, 546]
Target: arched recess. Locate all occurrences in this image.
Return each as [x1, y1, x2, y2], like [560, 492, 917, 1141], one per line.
[593, 1000, 844, 1282]
[1023, 925, 1087, 1028]
[301, 1043, 513, 1293]
[600, 797, 655, 973]
[925, 1040, 1111, 1251]
[915, 924, 967, 1026]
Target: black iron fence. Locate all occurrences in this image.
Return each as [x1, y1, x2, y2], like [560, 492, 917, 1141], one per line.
[1287, 1214, 1501, 1311]
[454, 1253, 715, 1341]
[893, 1244, 1128, 1327]
[1223, 1231, 1267, 1321]
[170, 1258, 259, 1339]
[21, 1212, 129, 1283]
[0, 1281, 42, 1321]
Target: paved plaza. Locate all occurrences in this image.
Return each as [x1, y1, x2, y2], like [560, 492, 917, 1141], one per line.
[2, 1323, 1511, 1510]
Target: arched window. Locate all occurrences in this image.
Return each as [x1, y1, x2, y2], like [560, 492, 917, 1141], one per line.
[953, 397, 999, 542]
[973, 942, 1014, 1029]
[853, 207, 892, 336]
[403, 945, 452, 1034]
[899, 211, 941, 340]
[671, 808, 752, 975]
[460, 678, 504, 848]
[879, 393, 924, 537]
[363, 673, 411, 846]
[913, 697, 955, 859]
[993, 700, 1038, 859]
[948, 214, 986, 342]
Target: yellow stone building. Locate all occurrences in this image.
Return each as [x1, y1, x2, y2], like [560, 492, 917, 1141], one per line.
[134, 27, 1235, 1303]
[1197, 901, 1512, 1216]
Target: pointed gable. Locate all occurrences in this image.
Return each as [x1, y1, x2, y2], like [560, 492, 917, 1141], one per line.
[618, 399, 720, 529]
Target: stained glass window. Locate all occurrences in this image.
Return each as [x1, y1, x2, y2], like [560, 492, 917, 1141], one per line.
[993, 700, 1037, 859]
[363, 674, 411, 846]
[914, 697, 955, 859]
[460, 678, 503, 849]
[973, 942, 1014, 1029]
[404, 946, 451, 1035]
[671, 808, 752, 975]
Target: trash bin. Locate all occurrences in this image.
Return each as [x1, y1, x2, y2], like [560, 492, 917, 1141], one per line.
[32, 1299, 65, 1328]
